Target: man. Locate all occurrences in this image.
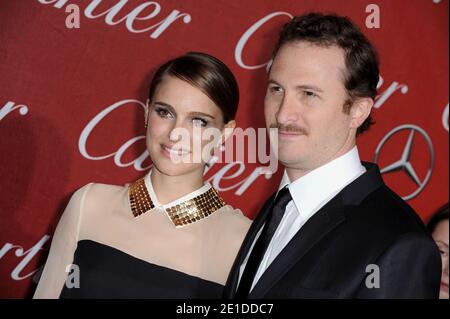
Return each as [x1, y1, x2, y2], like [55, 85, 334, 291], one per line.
[224, 13, 441, 298]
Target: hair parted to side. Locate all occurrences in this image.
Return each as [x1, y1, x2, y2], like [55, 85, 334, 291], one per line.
[148, 52, 239, 123]
[272, 12, 380, 135]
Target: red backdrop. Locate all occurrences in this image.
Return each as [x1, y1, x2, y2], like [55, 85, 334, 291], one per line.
[0, 0, 448, 298]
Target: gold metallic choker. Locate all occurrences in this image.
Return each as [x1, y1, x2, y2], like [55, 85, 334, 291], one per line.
[128, 178, 226, 227]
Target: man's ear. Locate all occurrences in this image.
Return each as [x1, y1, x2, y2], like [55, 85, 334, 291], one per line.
[349, 97, 373, 130]
[221, 120, 236, 144]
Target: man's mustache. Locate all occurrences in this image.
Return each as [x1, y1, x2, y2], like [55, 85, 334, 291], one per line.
[269, 123, 308, 135]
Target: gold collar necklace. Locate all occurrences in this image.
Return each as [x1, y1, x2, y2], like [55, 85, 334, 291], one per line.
[128, 177, 226, 227]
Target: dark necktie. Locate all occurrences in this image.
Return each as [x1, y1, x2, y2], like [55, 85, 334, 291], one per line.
[235, 186, 292, 298]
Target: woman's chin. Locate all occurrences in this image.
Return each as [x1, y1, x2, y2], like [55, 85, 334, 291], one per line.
[152, 160, 202, 177]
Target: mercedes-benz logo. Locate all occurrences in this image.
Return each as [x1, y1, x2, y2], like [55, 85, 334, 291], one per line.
[373, 124, 435, 201]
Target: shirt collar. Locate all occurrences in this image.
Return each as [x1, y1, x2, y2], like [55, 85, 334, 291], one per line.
[128, 170, 226, 228]
[144, 170, 212, 209]
[279, 146, 366, 219]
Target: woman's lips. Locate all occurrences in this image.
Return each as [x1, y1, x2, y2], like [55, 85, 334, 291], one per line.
[441, 281, 449, 293]
[161, 144, 190, 158]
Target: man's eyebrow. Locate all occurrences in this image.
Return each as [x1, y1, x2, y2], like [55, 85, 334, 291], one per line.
[295, 85, 324, 93]
[267, 80, 324, 93]
[268, 79, 282, 86]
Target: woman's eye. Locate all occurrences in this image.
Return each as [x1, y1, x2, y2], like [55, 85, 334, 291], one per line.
[192, 118, 208, 127]
[155, 108, 172, 118]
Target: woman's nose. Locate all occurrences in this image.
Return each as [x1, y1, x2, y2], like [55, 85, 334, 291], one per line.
[169, 128, 182, 142]
[168, 121, 189, 143]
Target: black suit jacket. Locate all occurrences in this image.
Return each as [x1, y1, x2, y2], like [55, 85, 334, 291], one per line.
[223, 162, 441, 298]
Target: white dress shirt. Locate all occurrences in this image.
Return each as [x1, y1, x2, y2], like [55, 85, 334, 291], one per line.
[238, 146, 366, 292]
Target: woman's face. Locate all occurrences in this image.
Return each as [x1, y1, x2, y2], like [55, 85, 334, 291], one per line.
[432, 219, 449, 299]
[145, 75, 234, 177]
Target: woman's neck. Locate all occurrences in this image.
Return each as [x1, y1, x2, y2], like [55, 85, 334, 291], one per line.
[150, 167, 205, 204]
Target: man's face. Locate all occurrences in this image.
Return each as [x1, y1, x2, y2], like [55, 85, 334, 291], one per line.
[265, 41, 355, 172]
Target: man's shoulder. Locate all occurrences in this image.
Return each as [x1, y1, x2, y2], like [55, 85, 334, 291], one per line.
[344, 183, 428, 238]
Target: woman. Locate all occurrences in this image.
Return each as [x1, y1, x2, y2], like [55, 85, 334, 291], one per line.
[428, 204, 449, 299]
[34, 52, 251, 298]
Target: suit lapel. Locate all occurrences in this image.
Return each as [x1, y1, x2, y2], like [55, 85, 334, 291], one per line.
[222, 193, 276, 298]
[249, 194, 346, 298]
